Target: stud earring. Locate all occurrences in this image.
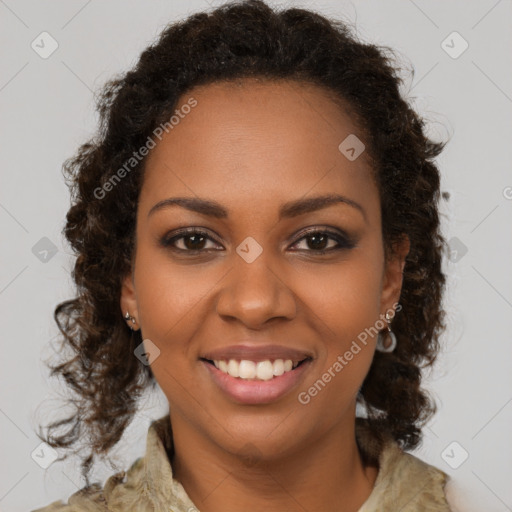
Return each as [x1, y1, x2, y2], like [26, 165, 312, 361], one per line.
[376, 311, 397, 353]
[124, 311, 138, 330]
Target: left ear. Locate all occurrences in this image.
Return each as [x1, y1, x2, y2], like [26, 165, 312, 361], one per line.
[380, 234, 410, 313]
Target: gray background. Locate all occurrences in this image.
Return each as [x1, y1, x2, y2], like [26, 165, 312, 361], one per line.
[1, 0, 511, 511]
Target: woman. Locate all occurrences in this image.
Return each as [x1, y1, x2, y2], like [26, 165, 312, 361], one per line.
[33, 0, 455, 510]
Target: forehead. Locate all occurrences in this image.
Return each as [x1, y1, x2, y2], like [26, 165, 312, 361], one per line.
[140, 78, 376, 212]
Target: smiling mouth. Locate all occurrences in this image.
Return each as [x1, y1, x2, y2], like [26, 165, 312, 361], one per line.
[200, 357, 312, 381]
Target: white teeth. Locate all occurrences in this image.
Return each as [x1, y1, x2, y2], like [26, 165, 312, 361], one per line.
[227, 359, 239, 377]
[256, 360, 274, 380]
[239, 360, 256, 379]
[211, 358, 302, 380]
[273, 359, 284, 376]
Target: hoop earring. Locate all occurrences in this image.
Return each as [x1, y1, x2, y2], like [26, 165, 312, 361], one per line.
[376, 311, 397, 353]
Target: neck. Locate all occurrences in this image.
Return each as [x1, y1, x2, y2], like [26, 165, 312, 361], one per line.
[170, 410, 379, 512]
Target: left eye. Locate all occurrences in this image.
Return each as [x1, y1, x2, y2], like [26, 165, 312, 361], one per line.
[290, 229, 355, 253]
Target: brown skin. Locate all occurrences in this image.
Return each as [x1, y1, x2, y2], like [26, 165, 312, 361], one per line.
[121, 78, 409, 512]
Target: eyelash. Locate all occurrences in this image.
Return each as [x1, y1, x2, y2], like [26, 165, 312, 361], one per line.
[159, 226, 356, 256]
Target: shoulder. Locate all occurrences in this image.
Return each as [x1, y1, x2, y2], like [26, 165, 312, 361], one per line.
[355, 421, 454, 511]
[32, 415, 193, 512]
[371, 442, 454, 511]
[31, 458, 146, 512]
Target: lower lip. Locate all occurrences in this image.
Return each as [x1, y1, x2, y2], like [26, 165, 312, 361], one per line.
[202, 359, 312, 405]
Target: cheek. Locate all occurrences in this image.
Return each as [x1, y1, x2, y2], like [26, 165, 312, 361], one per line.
[133, 246, 207, 412]
[302, 252, 384, 337]
[294, 249, 383, 403]
[133, 244, 212, 341]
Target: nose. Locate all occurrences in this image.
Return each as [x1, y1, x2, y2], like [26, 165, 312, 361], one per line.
[215, 249, 297, 329]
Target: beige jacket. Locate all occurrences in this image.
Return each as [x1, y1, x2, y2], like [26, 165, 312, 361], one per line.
[33, 415, 454, 512]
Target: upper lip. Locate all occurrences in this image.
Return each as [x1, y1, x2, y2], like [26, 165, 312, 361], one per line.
[201, 344, 313, 363]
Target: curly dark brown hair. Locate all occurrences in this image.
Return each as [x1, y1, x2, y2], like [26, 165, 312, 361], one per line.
[36, 0, 448, 487]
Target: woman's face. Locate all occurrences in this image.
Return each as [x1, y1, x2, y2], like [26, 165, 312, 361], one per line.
[121, 78, 408, 459]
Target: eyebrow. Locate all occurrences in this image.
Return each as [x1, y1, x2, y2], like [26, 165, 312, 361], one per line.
[147, 193, 367, 222]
